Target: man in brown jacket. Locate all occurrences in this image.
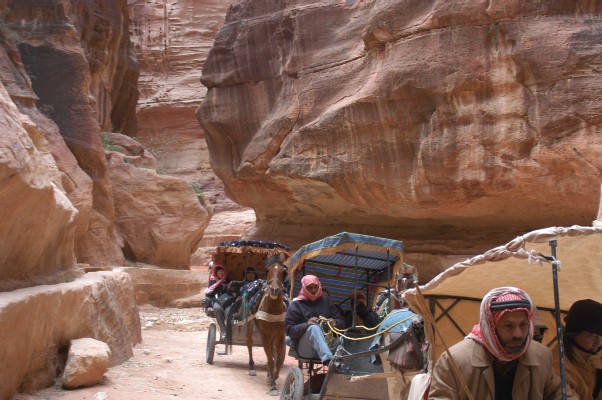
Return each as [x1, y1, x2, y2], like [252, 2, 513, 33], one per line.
[429, 287, 567, 400]
[560, 299, 602, 400]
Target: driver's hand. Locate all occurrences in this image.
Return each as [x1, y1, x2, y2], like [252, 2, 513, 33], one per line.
[326, 318, 336, 326]
[308, 317, 319, 325]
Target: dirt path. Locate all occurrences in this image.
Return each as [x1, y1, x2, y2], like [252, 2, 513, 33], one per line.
[14, 305, 295, 400]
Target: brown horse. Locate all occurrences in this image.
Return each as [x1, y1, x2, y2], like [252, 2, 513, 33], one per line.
[246, 260, 287, 396]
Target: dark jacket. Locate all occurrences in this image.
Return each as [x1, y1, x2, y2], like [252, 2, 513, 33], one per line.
[207, 278, 229, 306]
[285, 296, 345, 347]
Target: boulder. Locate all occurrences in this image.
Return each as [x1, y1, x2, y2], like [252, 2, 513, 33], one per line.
[62, 338, 111, 390]
[108, 152, 211, 268]
[0, 271, 141, 399]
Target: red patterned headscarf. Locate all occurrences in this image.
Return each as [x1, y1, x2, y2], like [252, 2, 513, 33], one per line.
[295, 275, 323, 301]
[467, 287, 534, 362]
[205, 265, 227, 295]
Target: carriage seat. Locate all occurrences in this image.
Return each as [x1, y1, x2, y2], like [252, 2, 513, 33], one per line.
[285, 336, 323, 363]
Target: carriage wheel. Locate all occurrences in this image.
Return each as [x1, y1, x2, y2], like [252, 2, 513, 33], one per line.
[206, 323, 217, 364]
[280, 367, 304, 400]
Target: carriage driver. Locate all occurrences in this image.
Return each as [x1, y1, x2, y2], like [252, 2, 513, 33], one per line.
[284, 275, 345, 364]
[429, 286, 568, 400]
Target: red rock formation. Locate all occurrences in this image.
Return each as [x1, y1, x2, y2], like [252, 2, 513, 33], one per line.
[128, 0, 244, 214]
[198, 0, 602, 253]
[8, 0, 136, 265]
[0, 29, 88, 287]
[108, 151, 210, 268]
[0, 271, 141, 398]
[128, 0, 255, 265]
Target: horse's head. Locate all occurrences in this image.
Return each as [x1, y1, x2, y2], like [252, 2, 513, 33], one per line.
[265, 261, 286, 300]
[396, 264, 417, 293]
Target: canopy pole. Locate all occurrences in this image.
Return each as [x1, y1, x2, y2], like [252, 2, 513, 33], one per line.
[549, 239, 567, 400]
[386, 249, 391, 313]
[352, 245, 359, 327]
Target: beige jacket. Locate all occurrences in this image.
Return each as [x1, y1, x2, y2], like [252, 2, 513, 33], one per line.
[562, 347, 602, 400]
[429, 339, 568, 400]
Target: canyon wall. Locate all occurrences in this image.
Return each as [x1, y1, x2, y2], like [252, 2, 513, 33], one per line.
[127, 0, 254, 266]
[1, 0, 210, 277]
[0, 1, 210, 394]
[198, 0, 602, 255]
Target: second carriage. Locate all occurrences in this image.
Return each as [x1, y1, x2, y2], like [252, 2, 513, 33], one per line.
[202, 239, 292, 364]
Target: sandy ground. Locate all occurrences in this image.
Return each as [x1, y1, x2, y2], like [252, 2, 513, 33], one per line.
[14, 305, 296, 400]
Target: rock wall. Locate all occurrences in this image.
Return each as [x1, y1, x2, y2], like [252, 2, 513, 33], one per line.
[128, 0, 237, 212]
[0, 271, 141, 399]
[127, 0, 254, 266]
[1, 0, 211, 274]
[198, 0, 602, 254]
[9, 0, 136, 265]
[0, 42, 80, 288]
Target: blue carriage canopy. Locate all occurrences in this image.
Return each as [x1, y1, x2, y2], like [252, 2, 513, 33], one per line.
[288, 232, 404, 311]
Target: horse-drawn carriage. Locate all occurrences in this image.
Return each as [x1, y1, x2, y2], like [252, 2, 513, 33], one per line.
[202, 240, 292, 368]
[280, 232, 423, 400]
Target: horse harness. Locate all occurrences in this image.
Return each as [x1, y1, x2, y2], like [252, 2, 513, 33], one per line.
[255, 279, 287, 322]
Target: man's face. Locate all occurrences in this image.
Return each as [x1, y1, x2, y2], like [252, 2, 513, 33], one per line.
[306, 283, 319, 296]
[246, 272, 255, 281]
[574, 331, 602, 353]
[495, 310, 530, 354]
[216, 269, 224, 279]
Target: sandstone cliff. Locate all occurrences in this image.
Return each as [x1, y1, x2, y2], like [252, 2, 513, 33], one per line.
[198, 0, 602, 254]
[0, 2, 210, 395]
[2, 0, 210, 274]
[127, 0, 254, 266]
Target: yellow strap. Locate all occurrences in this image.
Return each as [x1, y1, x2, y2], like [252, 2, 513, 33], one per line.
[317, 313, 415, 341]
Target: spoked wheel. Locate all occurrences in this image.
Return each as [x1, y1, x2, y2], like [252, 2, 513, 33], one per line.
[280, 367, 304, 400]
[206, 323, 217, 364]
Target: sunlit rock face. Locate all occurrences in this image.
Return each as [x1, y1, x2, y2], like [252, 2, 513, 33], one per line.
[128, 0, 240, 212]
[108, 152, 210, 268]
[0, 77, 78, 287]
[8, 0, 139, 265]
[0, 271, 141, 398]
[198, 0, 602, 252]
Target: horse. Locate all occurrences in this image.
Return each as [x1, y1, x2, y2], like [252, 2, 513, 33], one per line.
[376, 264, 424, 400]
[246, 259, 287, 396]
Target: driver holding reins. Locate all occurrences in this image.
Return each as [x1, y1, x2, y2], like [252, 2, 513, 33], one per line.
[284, 275, 345, 365]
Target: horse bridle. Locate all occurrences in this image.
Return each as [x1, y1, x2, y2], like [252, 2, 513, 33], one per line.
[265, 262, 288, 299]
[265, 277, 284, 298]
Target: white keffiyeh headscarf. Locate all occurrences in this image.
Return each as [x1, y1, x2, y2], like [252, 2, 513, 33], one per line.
[467, 287, 535, 363]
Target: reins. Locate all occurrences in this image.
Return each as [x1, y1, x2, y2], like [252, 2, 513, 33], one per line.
[317, 311, 416, 341]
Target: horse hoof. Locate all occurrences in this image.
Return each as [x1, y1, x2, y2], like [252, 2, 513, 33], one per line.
[249, 369, 256, 376]
[268, 389, 279, 396]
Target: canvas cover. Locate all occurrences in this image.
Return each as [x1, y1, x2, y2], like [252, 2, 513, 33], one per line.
[288, 232, 404, 311]
[404, 225, 602, 364]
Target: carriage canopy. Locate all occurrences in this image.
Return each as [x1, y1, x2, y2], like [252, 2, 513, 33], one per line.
[212, 240, 291, 281]
[288, 232, 405, 312]
[403, 224, 602, 364]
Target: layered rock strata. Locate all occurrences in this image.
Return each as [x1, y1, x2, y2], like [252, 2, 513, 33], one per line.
[0, 271, 141, 399]
[198, 0, 602, 253]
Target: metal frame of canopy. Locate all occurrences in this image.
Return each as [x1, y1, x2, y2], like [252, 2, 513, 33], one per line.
[287, 232, 405, 314]
[404, 224, 602, 400]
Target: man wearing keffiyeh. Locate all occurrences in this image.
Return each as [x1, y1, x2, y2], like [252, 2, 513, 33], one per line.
[284, 275, 345, 364]
[429, 287, 568, 400]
